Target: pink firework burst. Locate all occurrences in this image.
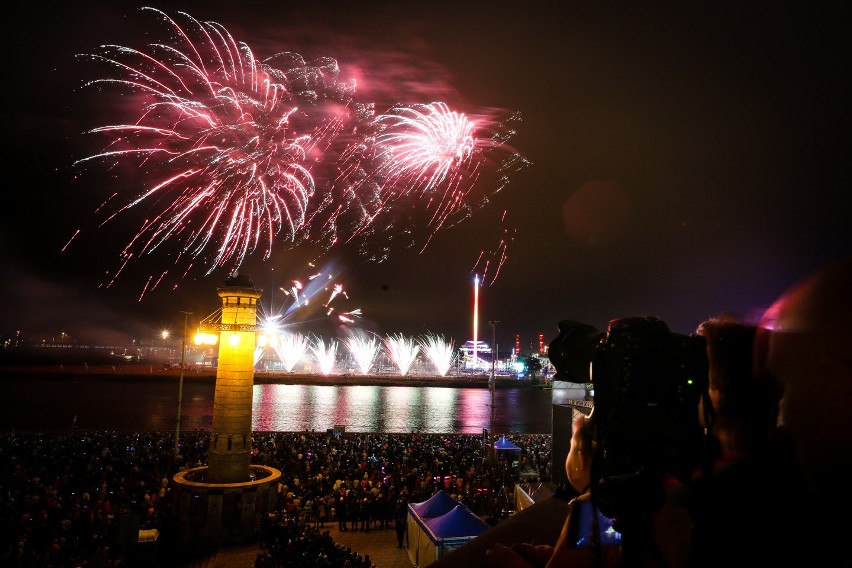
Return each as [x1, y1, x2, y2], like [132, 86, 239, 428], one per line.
[371, 102, 477, 233]
[374, 102, 476, 195]
[332, 103, 527, 260]
[72, 8, 528, 292]
[75, 7, 358, 285]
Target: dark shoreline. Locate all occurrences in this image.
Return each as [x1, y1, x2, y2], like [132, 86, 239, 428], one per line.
[0, 364, 546, 389]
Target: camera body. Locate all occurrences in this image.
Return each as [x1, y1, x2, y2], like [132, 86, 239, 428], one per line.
[549, 316, 709, 518]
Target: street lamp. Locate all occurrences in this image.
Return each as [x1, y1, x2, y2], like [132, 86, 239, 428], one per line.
[175, 310, 192, 457]
[488, 320, 500, 440]
[160, 330, 169, 359]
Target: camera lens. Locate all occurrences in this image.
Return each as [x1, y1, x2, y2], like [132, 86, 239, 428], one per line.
[548, 320, 601, 383]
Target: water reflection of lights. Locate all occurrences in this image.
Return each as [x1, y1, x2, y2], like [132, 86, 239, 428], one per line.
[348, 386, 381, 430]
[425, 388, 456, 433]
[386, 387, 414, 431]
[253, 384, 305, 431]
[246, 384, 551, 434]
[458, 389, 491, 429]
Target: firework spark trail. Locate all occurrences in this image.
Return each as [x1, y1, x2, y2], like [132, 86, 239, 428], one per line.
[75, 7, 356, 286]
[259, 330, 464, 377]
[282, 280, 306, 311]
[344, 330, 380, 374]
[340, 102, 479, 248]
[73, 8, 528, 292]
[371, 102, 476, 225]
[336, 308, 361, 325]
[336, 104, 475, 237]
[384, 333, 420, 376]
[310, 336, 338, 375]
[273, 331, 309, 371]
[272, 261, 359, 323]
[255, 260, 361, 369]
[419, 333, 455, 376]
[472, 209, 516, 286]
[332, 103, 528, 261]
[61, 230, 81, 253]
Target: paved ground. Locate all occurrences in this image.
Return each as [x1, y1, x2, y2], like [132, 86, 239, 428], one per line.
[187, 523, 412, 568]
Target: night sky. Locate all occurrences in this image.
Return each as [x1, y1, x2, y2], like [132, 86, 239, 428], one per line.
[2, 1, 850, 351]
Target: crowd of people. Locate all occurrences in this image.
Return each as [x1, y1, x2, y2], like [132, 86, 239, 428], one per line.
[0, 428, 552, 567]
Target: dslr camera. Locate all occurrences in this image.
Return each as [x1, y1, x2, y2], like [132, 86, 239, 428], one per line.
[548, 316, 710, 519]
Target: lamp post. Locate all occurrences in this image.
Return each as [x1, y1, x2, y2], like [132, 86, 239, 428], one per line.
[175, 310, 192, 457]
[488, 320, 500, 440]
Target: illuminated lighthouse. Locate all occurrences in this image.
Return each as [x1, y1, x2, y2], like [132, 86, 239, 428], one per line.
[172, 273, 281, 548]
[207, 273, 263, 483]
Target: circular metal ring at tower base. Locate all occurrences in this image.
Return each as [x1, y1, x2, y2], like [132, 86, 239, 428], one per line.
[175, 465, 281, 486]
[171, 465, 283, 548]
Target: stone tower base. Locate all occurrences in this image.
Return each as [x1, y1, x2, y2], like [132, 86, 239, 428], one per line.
[172, 465, 281, 548]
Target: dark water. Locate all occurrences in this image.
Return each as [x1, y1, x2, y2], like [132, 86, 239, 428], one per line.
[1, 376, 555, 434]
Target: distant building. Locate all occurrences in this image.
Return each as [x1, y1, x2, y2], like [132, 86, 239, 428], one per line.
[459, 340, 491, 370]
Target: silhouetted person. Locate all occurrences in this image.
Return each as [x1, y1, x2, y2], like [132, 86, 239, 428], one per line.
[757, 256, 852, 567]
[395, 497, 408, 548]
[688, 318, 783, 567]
[691, 257, 852, 568]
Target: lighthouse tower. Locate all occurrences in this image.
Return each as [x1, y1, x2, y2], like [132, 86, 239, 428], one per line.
[171, 273, 281, 548]
[208, 273, 262, 483]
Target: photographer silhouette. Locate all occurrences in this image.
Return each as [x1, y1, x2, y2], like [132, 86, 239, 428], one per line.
[756, 257, 852, 567]
[546, 317, 706, 567]
[690, 257, 852, 568]
[686, 318, 781, 568]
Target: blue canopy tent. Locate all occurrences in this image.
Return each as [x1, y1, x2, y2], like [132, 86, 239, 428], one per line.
[493, 436, 521, 452]
[425, 503, 490, 539]
[409, 490, 457, 518]
[407, 491, 459, 566]
[408, 495, 490, 567]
